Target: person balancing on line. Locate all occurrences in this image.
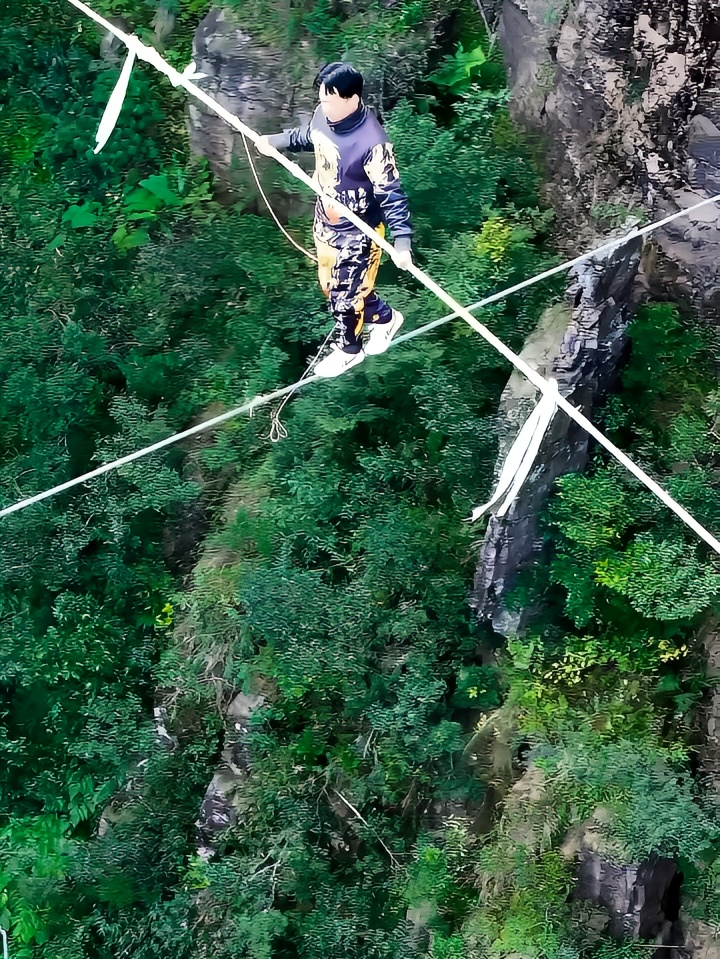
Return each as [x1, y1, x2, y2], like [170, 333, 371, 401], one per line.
[257, 61, 414, 379]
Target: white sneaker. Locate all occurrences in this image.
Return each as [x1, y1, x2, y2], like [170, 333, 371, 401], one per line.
[364, 310, 404, 356]
[314, 344, 366, 378]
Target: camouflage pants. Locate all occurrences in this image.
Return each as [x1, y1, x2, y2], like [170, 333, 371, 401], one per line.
[314, 224, 393, 351]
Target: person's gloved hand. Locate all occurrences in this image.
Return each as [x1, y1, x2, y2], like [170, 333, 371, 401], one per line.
[392, 239, 413, 271]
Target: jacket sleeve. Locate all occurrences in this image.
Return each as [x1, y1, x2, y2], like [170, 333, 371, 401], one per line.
[363, 141, 413, 244]
[265, 119, 314, 153]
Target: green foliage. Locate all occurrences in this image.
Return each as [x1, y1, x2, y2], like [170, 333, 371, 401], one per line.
[590, 202, 647, 229]
[3, 2, 719, 957]
[0, 0, 552, 950]
[465, 846, 576, 959]
[548, 472, 720, 626]
[0, 817, 71, 955]
[505, 302, 720, 748]
[451, 665, 501, 709]
[681, 852, 720, 924]
[489, 299, 720, 954]
[589, 945, 651, 959]
[535, 738, 719, 862]
[428, 43, 488, 94]
[220, 0, 446, 96]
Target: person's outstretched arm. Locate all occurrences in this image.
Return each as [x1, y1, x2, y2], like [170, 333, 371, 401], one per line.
[256, 118, 315, 154]
[363, 141, 413, 268]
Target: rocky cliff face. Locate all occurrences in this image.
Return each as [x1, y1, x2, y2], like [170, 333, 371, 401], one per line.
[499, 0, 720, 315]
[474, 0, 720, 626]
[470, 237, 643, 631]
[187, 7, 319, 205]
[480, 5, 720, 955]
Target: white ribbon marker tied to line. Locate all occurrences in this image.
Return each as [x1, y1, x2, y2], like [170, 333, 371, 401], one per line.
[94, 50, 206, 154]
[93, 47, 136, 153]
[470, 380, 559, 521]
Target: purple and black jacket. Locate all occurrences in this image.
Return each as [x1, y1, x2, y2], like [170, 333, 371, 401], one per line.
[267, 103, 413, 251]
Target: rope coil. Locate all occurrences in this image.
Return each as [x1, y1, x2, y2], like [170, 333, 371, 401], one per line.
[269, 328, 334, 442]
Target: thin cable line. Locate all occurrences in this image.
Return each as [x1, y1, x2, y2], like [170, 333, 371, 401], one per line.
[269, 326, 334, 442]
[0, 289, 489, 519]
[0, 231, 709, 532]
[0, 381, 304, 518]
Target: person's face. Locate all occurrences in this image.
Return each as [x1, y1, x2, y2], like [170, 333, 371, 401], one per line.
[318, 83, 360, 123]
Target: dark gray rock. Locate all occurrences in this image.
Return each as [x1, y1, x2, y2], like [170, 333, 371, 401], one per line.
[99, 17, 132, 63]
[682, 921, 720, 959]
[573, 852, 681, 942]
[153, 705, 179, 749]
[471, 235, 643, 631]
[198, 787, 238, 835]
[152, 5, 176, 47]
[475, 0, 720, 623]
[698, 619, 720, 794]
[559, 804, 684, 949]
[497, 0, 720, 318]
[187, 7, 318, 206]
[195, 691, 266, 850]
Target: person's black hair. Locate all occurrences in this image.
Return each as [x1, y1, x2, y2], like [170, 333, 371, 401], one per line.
[313, 62, 364, 100]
